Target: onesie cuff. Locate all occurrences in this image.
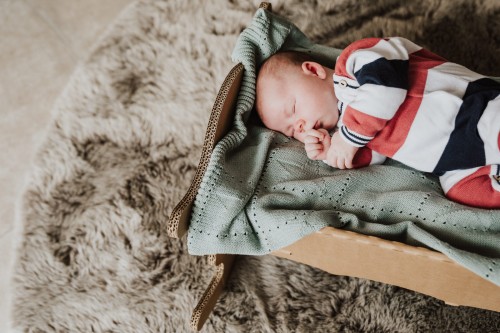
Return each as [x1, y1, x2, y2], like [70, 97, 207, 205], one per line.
[339, 125, 373, 147]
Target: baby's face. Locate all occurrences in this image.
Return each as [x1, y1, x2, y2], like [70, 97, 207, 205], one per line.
[256, 62, 339, 143]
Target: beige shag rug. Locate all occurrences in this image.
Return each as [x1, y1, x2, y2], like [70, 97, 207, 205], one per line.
[12, 0, 500, 332]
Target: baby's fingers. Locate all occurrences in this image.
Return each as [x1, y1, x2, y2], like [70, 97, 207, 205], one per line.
[317, 128, 330, 138]
[304, 136, 320, 144]
[304, 129, 325, 141]
[305, 145, 327, 160]
[305, 143, 324, 152]
[306, 149, 325, 160]
[344, 157, 354, 169]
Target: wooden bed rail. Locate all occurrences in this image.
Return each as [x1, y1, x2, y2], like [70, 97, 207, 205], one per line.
[272, 227, 500, 312]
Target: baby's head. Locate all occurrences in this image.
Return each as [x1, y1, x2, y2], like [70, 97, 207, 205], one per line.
[255, 51, 339, 142]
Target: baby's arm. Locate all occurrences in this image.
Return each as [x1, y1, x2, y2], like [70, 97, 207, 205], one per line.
[304, 129, 360, 169]
[305, 129, 386, 169]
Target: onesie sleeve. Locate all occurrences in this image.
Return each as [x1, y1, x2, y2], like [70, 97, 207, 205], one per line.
[334, 37, 421, 147]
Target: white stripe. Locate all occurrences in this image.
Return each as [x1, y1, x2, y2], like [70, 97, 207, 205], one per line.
[349, 84, 406, 120]
[439, 167, 481, 193]
[333, 74, 359, 104]
[392, 68, 469, 172]
[424, 64, 477, 96]
[346, 37, 422, 75]
[428, 62, 484, 83]
[477, 96, 500, 165]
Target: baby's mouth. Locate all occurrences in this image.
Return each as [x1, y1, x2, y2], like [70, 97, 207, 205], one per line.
[313, 120, 322, 130]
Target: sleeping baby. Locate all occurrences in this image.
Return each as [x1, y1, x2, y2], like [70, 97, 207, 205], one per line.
[255, 37, 500, 209]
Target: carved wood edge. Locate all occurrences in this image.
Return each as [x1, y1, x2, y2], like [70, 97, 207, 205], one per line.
[259, 2, 272, 11]
[165, 62, 243, 330]
[190, 254, 236, 331]
[167, 63, 245, 239]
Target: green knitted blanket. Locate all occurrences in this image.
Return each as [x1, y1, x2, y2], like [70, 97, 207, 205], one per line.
[187, 8, 500, 286]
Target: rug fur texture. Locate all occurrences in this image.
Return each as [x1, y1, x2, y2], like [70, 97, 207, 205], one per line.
[12, 0, 500, 332]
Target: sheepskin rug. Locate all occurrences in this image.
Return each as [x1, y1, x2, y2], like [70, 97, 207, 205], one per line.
[12, 0, 500, 332]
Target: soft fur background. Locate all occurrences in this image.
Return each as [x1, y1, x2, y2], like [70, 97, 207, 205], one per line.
[12, 0, 500, 332]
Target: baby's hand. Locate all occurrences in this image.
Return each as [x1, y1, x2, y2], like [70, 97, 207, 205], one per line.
[304, 129, 331, 160]
[325, 131, 359, 169]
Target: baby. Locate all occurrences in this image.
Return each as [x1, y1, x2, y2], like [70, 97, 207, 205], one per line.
[255, 37, 500, 209]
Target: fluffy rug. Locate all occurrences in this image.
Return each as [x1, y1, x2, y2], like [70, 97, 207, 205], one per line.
[12, 0, 500, 332]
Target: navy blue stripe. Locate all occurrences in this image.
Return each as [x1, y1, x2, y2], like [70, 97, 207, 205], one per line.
[354, 57, 409, 89]
[333, 81, 359, 89]
[341, 126, 367, 146]
[433, 78, 500, 175]
[343, 126, 371, 143]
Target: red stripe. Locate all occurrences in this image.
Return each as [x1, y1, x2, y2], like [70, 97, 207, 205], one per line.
[334, 38, 383, 79]
[446, 166, 500, 208]
[352, 147, 373, 168]
[343, 106, 388, 138]
[411, 48, 447, 63]
[368, 49, 447, 157]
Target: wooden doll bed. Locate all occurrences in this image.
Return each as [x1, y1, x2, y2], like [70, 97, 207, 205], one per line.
[167, 3, 500, 331]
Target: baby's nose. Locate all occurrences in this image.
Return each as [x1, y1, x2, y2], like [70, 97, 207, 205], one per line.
[294, 119, 306, 133]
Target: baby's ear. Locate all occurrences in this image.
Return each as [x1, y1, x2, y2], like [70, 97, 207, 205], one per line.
[301, 61, 327, 79]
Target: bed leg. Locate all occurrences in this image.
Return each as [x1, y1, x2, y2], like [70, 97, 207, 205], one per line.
[190, 254, 236, 331]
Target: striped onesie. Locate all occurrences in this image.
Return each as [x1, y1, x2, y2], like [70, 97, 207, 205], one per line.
[333, 37, 500, 208]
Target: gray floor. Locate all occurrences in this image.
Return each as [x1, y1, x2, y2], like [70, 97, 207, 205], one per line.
[0, 0, 132, 330]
